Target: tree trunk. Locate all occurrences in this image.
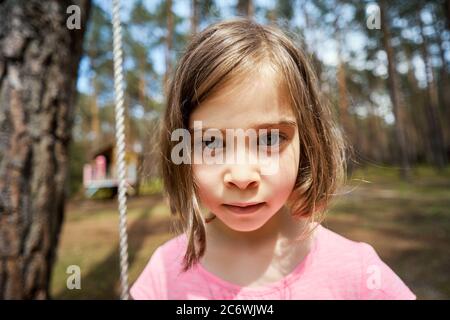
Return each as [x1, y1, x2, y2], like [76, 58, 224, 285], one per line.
[418, 13, 447, 169]
[90, 76, 100, 141]
[334, 15, 355, 173]
[432, 9, 449, 163]
[191, 0, 199, 37]
[164, 0, 174, 96]
[405, 54, 425, 163]
[379, 0, 411, 180]
[445, 0, 450, 29]
[0, 0, 90, 299]
[237, 0, 254, 17]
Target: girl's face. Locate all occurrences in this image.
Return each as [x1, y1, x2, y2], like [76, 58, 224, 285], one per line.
[189, 65, 300, 232]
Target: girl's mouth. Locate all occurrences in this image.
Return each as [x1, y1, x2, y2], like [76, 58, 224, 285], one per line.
[221, 202, 266, 214]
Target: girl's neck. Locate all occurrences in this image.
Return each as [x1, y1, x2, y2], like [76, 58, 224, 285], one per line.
[200, 206, 316, 288]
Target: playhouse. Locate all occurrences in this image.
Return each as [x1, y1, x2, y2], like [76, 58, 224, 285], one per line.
[82, 138, 142, 198]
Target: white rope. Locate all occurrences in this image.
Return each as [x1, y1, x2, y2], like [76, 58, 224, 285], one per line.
[111, 0, 130, 300]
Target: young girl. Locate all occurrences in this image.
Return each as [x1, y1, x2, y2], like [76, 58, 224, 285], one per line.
[130, 18, 416, 300]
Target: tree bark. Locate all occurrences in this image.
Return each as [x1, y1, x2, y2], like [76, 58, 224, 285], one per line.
[191, 0, 199, 37]
[0, 0, 91, 299]
[445, 0, 450, 29]
[334, 14, 355, 173]
[418, 13, 447, 169]
[164, 0, 174, 96]
[379, 0, 411, 180]
[431, 11, 449, 161]
[90, 76, 100, 141]
[237, 0, 254, 17]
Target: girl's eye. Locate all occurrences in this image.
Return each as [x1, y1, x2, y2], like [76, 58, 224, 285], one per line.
[258, 132, 285, 147]
[203, 136, 223, 149]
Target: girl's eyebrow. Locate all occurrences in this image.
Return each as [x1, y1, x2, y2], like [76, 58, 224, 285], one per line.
[252, 120, 297, 130]
[189, 119, 297, 132]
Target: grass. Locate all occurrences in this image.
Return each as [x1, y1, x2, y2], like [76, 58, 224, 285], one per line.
[50, 165, 450, 299]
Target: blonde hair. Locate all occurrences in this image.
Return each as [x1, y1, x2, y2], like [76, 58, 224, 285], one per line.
[160, 18, 346, 272]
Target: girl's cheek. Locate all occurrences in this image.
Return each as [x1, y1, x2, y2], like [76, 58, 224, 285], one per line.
[193, 163, 221, 190]
[192, 164, 222, 211]
[271, 142, 300, 191]
[268, 158, 297, 193]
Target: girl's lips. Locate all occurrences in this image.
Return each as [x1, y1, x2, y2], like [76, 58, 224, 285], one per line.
[222, 202, 266, 214]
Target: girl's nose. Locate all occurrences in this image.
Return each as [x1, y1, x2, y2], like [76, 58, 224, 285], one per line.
[224, 167, 260, 190]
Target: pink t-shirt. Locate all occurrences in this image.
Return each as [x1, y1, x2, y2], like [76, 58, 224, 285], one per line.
[130, 224, 416, 300]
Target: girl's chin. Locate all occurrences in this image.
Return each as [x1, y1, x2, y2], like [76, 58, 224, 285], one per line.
[220, 222, 267, 233]
[213, 212, 275, 232]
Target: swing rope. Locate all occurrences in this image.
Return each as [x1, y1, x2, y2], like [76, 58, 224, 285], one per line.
[111, 0, 130, 300]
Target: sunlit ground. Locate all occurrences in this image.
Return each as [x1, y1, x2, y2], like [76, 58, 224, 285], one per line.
[51, 166, 450, 299]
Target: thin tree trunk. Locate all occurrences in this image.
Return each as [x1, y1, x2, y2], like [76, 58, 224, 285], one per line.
[300, 2, 323, 89]
[191, 0, 200, 37]
[405, 54, 425, 163]
[337, 58, 356, 171]
[237, 0, 254, 17]
[334, 15, 355, 173]
[367, 104, 387, 163]
[418, 13, 447, 169]
[0, 0, 90, 299]
[164, 0, 174, 96]
[379, 0, 411, 180]
[433, 13, 450, 160]
[445, 0, 450, 29]
[91, 77, 100, 140]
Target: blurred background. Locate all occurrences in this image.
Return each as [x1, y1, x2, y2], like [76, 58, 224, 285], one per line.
[0, 0, 449, 300]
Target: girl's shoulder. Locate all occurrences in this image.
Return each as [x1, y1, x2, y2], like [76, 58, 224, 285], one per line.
[314, 224, 416, 299]
[155, 233, 188, 254]
[316, 223, 365, 248]
[315, 223, 388, 259]
[130, 233, 189, 299]
[314, 223, 390, 276]
[148, 233, 189, 270]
